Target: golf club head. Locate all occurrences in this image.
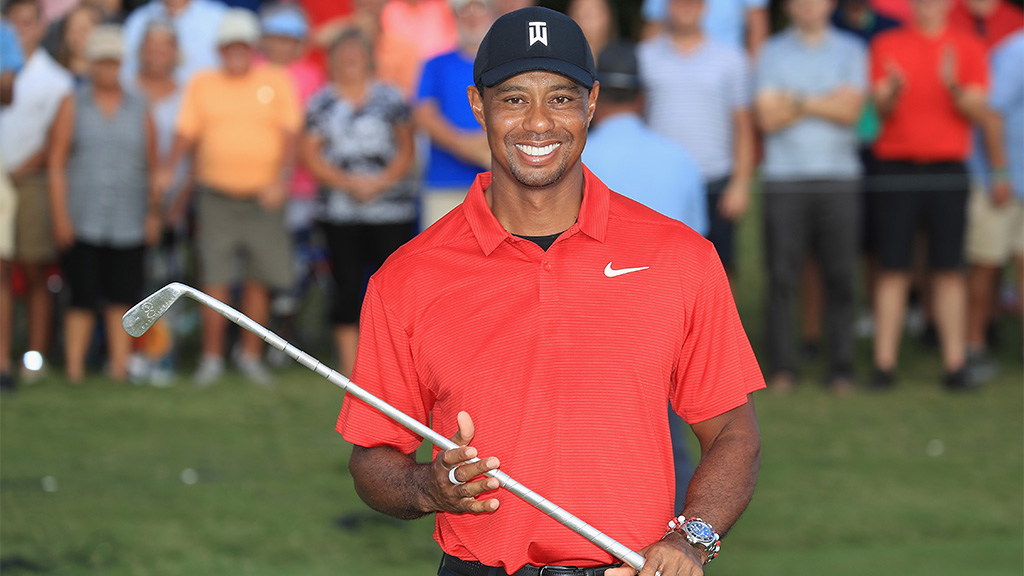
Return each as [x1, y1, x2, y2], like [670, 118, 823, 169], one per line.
[122, 283, 189, 337]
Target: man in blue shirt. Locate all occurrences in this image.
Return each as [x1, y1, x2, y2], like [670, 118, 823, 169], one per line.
[413, 0, 496, 231]
[754, 0, 867, 393]
[582, 41, 707, 515]
[641, 0, 769, 56]
[0, 19, 22, 105]
[964, 30, 1024, 380]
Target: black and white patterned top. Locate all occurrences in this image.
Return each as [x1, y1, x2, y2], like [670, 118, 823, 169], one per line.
[305, 82, 415, 225]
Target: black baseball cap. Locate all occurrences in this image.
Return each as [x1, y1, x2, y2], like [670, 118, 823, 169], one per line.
[596, 42, 642, 91]
[473, 6, 596, 89]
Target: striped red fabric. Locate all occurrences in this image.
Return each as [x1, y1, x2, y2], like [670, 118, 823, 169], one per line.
[338, 166, 764, 572]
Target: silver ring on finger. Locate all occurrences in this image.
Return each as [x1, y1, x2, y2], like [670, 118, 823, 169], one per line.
[654, 571, 662, 576]
[448, 464, 466, 486]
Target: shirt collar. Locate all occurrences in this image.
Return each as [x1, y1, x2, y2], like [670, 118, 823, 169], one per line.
[463, 165, 610, 256]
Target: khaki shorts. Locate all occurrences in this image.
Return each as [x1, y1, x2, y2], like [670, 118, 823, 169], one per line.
[196, 187, 292, 290]
[0, 157, 15, 260]
[965, 183, 1024, 265]
[13, 174, 56, 263]
[420, 187, 468, 231]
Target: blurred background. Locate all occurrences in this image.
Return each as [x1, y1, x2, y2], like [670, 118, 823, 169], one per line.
[1, 0, 1022, 574]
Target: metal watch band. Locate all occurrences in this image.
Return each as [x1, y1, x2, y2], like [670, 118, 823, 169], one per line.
[665, 515, 721, 565]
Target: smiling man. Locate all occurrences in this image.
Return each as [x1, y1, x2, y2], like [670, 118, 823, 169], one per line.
[338, 7, 764, 576]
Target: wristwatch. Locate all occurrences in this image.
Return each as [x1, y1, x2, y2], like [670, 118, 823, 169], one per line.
[666, 515, 721, 565]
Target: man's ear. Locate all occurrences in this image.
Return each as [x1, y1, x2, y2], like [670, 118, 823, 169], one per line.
[587, 81, 600, 129]
[467, 85, 487, 131]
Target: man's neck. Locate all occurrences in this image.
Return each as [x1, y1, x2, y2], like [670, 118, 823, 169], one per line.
[485, 166, 585, 237]
[915, 18, 947, 36]
[669, 27, 704, 51]
[794, 23, 828, 44]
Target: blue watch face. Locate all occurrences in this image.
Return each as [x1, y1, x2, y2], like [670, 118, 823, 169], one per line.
[686, 521, 714, 542]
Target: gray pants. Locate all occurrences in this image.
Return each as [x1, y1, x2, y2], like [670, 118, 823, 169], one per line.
[763, 180, 860, 379]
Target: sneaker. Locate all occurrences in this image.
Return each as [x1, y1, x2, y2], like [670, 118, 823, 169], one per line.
[868, 368, 895, 391]
[235, 355, 274, 388]
[944, 369, 980, 392]
[0, 372, 16, 394]
[194, 356, 225, 388]
[965, 349, 998, 384]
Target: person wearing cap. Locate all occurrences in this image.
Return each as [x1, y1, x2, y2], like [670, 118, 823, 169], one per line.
[581, 41, 707, 519]
[160, 8, 301, 387]
[0, 0, 74, 389]
[754, 0, 867, 394]
[338, 7, 763, 576]
[413, 0, 497, 230]
[637, 0, 756, 281]
[48, 24, 160, 384]
[120, 0, 228, 85]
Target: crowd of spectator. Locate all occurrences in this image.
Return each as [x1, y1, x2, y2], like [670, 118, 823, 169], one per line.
[0, 0, 1021, 396]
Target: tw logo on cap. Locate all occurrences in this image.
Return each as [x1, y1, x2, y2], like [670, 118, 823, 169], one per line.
[528, 21, 548, 46]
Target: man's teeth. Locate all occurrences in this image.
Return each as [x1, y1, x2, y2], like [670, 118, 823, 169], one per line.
[516, 143, 561, 157]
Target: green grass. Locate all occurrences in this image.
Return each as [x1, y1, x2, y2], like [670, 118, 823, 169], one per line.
[2, 197, 1022, 575]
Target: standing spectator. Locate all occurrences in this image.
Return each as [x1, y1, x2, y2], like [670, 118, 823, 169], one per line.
[640, 0, 769, 56]
[638, 0, 756, 276]
[869, 0, 998, 390]
[950, 0, 1023, 50]
[414, 0, 495, 230]
[302, 28, 415, 377]
[129, 20, 189, 385]
[380, 0, 456, 63]
[52, 3, 102, 83]
[964, 30, 1024, 380]
[48, 25, 159, 384]
[344, 0, 420, 100]
[120, 0, 228, 85]
[0, 0, 74, 385]
[161, 9, 301, 387]
[567, 0, 618, 60]
[581, 40, 707, 516]
[0, 18, 23, 392]
[755, 0, 867, 393]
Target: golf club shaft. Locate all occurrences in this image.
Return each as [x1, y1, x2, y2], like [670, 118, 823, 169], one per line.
[159, 286, 646, 570]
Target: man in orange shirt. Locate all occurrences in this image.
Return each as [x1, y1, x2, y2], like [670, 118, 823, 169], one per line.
[160, 8, 301, 387]
[868, 0, 1006, 390]
[339, 7, 763, 575]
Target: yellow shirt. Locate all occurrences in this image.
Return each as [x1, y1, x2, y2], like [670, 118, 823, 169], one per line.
[177, 67, 301, 196]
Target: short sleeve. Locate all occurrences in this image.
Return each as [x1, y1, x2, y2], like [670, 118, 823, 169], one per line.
[175, 75, 201, 139]
[730, 50, 753, 109]
[744, 0, 769, 8]
[671, 250, 765, 424]
[273, 71, 302, 132]
[990, 37, 1024, 113]
[337, 277, 435, 454]
[845, 38, 869, 92]
[0, 22, 23, 73]
[304, 89, 329, 138]
[384, 85, 411, 124]
[755, 42, 781, 93]
[958, 35, 989, 90]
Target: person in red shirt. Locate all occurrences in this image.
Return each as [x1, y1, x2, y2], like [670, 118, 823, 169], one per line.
[337, 7, 764, 575]
[868, 0, 1004, 390]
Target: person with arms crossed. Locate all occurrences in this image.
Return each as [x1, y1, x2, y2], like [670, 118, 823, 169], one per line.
[754, 0, 867, 393]
[339, 7, 763, 576]
[638, 0, 756, 278]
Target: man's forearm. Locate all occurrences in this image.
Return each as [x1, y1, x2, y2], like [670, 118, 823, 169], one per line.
[349, 445, 436, 520]
[732, 110, 756, 184]
[681, 403, 761, 537]
[803, 89, 864, 126]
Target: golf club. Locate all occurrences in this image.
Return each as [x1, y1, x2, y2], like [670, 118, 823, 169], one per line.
[123, 282, 646, 571]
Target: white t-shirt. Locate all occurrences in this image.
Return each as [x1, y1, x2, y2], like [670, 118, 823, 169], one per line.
[0, 49, 74, 172]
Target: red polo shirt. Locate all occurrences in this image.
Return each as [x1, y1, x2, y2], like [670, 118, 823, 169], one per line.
[871, 26, 988, 162]
[337, 166, 764, 571]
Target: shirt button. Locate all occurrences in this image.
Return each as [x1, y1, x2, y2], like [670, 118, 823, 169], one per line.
[543, 263, 552, 271]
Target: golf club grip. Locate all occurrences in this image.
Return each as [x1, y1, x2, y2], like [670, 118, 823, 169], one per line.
[175, 287, 646, 571]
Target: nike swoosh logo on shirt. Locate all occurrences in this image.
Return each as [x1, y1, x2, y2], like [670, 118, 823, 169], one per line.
[604, 263, 650, 277]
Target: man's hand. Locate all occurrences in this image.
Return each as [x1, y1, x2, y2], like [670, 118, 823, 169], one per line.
[347, 176, 389, 204]
[145, 212, 161, 246]
[258, 180, 287, 212]
[718, 179, 750, 221]
[605, 532, 706, 576]
[992, 181, 1012, 207]
[424, 411, 502, 514]
[52, 211, 75, 251]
